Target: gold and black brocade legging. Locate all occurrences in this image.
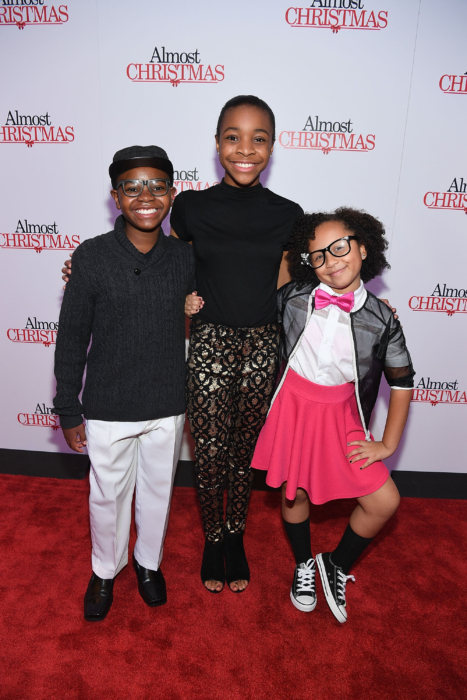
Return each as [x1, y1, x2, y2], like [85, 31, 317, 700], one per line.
[187, 319, 280, 543]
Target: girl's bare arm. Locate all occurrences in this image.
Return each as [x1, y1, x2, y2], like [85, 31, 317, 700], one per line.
[346, 389, 412, 469]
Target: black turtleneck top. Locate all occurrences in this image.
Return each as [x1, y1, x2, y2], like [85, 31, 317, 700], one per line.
[170, 179, 303, 328]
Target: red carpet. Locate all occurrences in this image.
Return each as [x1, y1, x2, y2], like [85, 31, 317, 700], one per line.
[1, 474, 466, 700]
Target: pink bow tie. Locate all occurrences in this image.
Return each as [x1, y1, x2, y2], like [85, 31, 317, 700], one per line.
[314, 288, 354, 313]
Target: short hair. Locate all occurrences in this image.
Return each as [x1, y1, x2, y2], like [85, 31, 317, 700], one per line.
[216, 95, 276, 142]
[286, 207, 390, 289]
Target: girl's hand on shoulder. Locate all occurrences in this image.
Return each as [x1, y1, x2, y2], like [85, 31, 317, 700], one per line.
[185, 291, 204, 318]
[380, 298, 398, 321]
[346, 440, 393, 470]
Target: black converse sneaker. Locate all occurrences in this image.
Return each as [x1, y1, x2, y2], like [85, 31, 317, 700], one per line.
[290, 558, 317, 612]
[316, 552, 355, 623]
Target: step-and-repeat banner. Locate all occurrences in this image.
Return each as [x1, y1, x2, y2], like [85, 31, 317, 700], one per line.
[1, 0, 465, 472]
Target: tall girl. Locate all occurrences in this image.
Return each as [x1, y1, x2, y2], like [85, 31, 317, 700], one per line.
[252, 208, 414, 622]
[172, 96, 303, 593]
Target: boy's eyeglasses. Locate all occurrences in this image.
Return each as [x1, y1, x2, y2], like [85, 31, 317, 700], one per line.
[301, 236, 358, 269]
[116, 179, 171, 197]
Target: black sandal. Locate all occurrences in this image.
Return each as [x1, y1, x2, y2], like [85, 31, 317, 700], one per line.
[200, 538, 225, 593]
[225, 531, 250, 593]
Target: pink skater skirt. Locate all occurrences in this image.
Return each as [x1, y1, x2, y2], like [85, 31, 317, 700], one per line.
[252, 369, 389, 504]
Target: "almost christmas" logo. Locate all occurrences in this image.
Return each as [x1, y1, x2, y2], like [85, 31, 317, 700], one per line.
[7, 317, 58, 347]
[285, 2, 388, 33]
[409, 284, 467, 316]
[0, 110, 74, 147]
[412, 378, 466, 406]
[439, 71, 467, 94]
[423, 177, 467, 213]
[0, 1, 68, 30]
[0, 219, 79, 252]
[127, 45, 224, 87]
[18, 403, 60, 429]
[279, 114, 375, 154]
[173, 168, 219, 194]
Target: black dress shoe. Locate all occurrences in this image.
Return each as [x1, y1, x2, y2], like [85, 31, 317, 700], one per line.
[133, 554, 167, 607]
[84, 573, 114, 622]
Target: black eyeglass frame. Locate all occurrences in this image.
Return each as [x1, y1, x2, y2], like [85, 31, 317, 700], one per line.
[116, 178, 172, 198]
[301, 236, 359, 269]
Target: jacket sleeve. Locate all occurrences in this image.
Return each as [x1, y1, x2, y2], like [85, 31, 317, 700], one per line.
[383, 312, 415, 389]
[53, 245, 95, 429]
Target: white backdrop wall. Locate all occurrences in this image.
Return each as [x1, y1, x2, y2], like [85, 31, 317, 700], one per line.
[1, 0, 465, 471]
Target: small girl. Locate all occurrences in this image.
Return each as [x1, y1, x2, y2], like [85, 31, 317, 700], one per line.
[252, 207, 414, 623]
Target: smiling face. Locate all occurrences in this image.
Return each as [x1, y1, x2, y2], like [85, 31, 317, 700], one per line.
[110, 166, 175, 241]
[310, 220, 367, 295]
[215, 105, 274, 188]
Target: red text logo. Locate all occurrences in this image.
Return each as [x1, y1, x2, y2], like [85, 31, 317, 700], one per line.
[409, 284, 467, 316]
[439, 73, 467, 94]
[0, 2, 68, 30]
[285, 4, 388, 33]
[173, 168, 219, 194]
[1, 219, 79, 252]
[18, 403, 60, 429]
[423, 178, 467, 213]
[1, 111, 74, 147]
[412, 378, 466, 406]
[279, 115, 375, 154]
[127, 46, 224, 87]
[7, 317, 58, 347]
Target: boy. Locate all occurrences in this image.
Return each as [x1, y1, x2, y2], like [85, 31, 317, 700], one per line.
[53, 145, 194, 621]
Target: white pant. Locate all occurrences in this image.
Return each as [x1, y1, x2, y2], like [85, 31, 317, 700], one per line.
[85, 415, 185, 579]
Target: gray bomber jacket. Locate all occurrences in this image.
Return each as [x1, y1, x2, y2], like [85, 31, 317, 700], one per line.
[273, 281, 415, 439]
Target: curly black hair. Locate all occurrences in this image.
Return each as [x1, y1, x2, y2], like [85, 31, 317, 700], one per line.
[286, 207, 390, 289]
[216, 95, 276, 143]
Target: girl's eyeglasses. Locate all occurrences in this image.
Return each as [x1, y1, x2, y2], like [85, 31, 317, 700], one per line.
[301, 236, 358, 269]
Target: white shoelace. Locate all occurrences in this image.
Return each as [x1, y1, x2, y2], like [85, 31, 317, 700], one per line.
[296, 559, 316, 594]
[336, 569, 355, 603]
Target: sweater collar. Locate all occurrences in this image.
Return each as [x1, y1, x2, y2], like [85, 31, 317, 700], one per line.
[113, 214, 168, 266]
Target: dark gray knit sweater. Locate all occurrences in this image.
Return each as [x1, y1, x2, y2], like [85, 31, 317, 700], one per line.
[53, 216, 195, 429]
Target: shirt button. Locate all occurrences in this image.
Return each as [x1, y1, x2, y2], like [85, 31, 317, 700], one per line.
[134, 269, 141, 275]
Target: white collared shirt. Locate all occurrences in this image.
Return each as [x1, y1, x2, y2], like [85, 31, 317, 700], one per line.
[290, 281, 367, 386]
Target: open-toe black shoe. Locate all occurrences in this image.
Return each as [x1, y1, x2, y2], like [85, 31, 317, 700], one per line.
[200, 538, 225, 593]
[225, 531, 250, 593]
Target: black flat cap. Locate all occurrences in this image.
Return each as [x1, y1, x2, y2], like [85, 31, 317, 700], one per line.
[109, 145, 174, 186]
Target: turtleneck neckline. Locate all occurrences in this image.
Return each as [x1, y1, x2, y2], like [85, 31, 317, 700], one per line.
[218, 178, 264, 198]
[113, 214, 166, 265]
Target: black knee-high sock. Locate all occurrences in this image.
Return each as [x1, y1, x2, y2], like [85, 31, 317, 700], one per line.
[331, 524, 373, 575]
[283, 518, 312, 565]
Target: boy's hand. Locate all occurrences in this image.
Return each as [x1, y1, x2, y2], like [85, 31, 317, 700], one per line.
[380, 298, 398, 321]
[185, 291, 204, 318]
[62, 253, 72, 289]
[62, 424, 87, 453]
[346, 440, 393, 470]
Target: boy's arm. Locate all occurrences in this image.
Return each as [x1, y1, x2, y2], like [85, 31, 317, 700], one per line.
[53, 246, 95, 436]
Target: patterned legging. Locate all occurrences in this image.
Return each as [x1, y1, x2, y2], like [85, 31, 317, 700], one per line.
[187, 319, 280, 543]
